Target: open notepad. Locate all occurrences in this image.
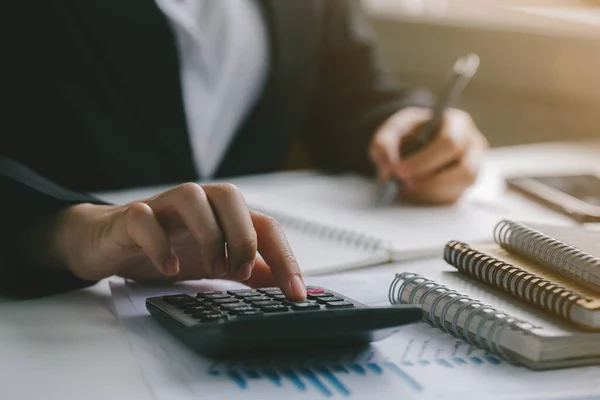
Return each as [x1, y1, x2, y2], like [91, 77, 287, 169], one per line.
[97, 171, 505, 276]
[249, 205, 392, 275]
[232, 172, 504, 275]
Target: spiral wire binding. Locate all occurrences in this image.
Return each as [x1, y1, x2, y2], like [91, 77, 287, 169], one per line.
[444, 241, 589, 323]
[389, 272, 539, 363]
[494, 219, 600, 285]
[250, 206, 391, 254]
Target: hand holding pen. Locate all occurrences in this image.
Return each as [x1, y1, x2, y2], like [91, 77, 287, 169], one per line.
[368, 53, 488, 205]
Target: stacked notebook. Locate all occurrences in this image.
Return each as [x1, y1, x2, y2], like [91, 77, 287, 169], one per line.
[389, 219, 600, 370]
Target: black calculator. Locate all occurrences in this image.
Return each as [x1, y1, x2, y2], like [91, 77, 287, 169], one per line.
[146, 286, 422, 357]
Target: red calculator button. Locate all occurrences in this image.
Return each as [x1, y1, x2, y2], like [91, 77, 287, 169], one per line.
[306, 288, 325, 295]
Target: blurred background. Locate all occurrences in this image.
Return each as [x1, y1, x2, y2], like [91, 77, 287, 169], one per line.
[361, 0, 600, 146]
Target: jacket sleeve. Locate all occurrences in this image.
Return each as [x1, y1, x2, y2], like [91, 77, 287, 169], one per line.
[0, 5, 103, 298]
[0, 157, 103, 298]
[303, 0, 433, 175]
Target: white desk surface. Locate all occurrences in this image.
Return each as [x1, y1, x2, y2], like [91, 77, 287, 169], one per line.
[2, 141, 599, 400]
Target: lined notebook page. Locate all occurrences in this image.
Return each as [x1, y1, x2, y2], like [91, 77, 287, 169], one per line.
[276, 226, 389, 276]
[235, 173, 504, 260]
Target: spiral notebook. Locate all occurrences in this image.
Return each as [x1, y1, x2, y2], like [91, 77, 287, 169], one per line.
[442, 220, 600, 329]
[388, 270, 600, 370]
[493, 220, 600, 289]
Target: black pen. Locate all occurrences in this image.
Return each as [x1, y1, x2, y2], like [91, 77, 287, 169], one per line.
[379, 53, 481, 206]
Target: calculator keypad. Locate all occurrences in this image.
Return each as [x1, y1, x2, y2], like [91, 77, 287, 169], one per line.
[161, 287, 355, 324]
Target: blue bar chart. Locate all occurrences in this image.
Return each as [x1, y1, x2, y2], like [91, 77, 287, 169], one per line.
[208, 361, 422, 397]
[397, 355, 502, 368]
[208, 355, 504, 398]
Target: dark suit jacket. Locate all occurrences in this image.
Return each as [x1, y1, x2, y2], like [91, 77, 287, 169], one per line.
[1, 0, 430, 297]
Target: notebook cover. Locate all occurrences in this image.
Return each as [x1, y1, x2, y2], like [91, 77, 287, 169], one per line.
[474, 244, 600, 312]
[445, 241, 600, 329]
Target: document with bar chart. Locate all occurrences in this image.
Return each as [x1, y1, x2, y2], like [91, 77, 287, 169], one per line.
[110, 274, 600, 400]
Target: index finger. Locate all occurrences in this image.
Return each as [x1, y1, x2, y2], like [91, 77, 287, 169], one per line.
[249, 210, 306, 301]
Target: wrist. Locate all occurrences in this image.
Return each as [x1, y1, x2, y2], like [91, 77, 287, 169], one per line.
[10, 203, 85, 274]
[50, 203, 109, 278]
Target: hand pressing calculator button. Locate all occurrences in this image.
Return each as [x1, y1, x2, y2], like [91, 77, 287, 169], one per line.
[146, 286, 422, 357]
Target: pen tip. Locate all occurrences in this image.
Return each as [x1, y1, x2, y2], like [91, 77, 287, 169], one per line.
[454, 53, 480, 77]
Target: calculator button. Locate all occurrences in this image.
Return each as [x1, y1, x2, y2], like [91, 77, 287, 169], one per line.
[234, 310, 264, 317]
[291, 302, 320, 311]
[258, 287, 280, 294]
[227, 289, 257, 295]
[260, 304, 289, 313]
[233, 291, 262, 299]
[199, 314, 227, 322]
[316, 297, 343, 304]
[229, 306, 262, 315]
[325, 301, 355, 309]
[263, 289, 282, 297]
[162, 294, 196, 305]
[176, 301, 200, 309]
[196, 291, 224, 298]
[183, 305, 210, 314]
[220, 303, 250, 311]
[204, 293, 231, 300]
[249, 300, 280, 307]
[212, 298, 240, 304]
[272, 294, 287, 301]
[280, 298, 311, 306]
[192, 311, 223, 319]
[307, 292, 333, 299]
[306, 288, 325, 295]
[243, 297, 270, 304]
